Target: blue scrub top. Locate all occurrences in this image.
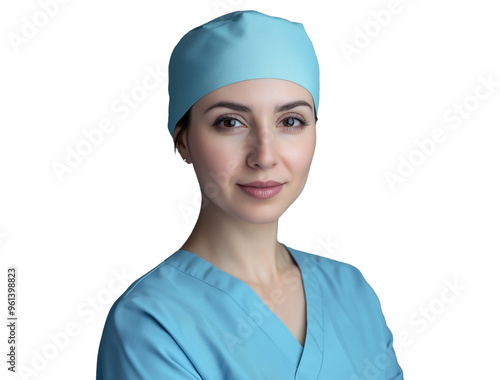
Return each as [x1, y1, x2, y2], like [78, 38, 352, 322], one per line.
[96, 244, 404, 379]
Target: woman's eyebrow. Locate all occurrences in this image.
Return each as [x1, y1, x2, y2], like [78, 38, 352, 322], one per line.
[203, 100, 313, 114]
[204, 102, 251, 114]
[275, 100, 313, 113]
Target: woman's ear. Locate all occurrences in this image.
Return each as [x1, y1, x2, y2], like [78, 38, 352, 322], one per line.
[173, 124, 190, 164]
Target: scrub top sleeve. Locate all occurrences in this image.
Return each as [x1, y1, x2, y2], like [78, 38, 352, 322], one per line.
[96, 298, 202, 380]
[355, 268, 405, 380]
[380, 317, 404, 380]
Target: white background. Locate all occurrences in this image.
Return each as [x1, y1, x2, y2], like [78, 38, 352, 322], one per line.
[1, 0, 499, 379]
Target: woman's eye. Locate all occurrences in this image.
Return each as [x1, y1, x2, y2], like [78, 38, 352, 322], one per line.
[223, 118, 241, 128]
[213, 115, 307, 131]
[279, 117, 305, 128]
[213, 117, 243, 129]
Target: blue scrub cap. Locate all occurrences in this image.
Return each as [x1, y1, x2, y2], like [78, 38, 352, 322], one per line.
[167, 10, 320, 137]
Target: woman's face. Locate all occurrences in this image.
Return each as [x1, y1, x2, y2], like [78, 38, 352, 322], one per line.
[180, 78, 316, 224]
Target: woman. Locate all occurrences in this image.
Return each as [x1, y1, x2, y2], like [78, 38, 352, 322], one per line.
[96, 10, 404, 379]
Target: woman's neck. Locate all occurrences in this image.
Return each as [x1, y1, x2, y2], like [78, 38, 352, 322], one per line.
[179, 201, 294, 285]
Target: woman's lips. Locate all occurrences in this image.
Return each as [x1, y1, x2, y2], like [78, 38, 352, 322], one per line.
[237, 181, 284, 200]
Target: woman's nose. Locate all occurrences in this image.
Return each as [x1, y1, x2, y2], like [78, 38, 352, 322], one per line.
[245, 125, 279, 170]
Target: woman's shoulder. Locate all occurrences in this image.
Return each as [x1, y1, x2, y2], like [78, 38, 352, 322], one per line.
[106, 251, 191, 317]
[286, 245, 378, 297]
[288, 245, 387, 318]
[287, 245, 366, 280]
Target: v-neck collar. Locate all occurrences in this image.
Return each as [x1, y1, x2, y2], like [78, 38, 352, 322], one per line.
[164, 243, 324, 378]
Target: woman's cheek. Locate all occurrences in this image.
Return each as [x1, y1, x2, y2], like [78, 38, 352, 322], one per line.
[193, 140, 239, 188]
